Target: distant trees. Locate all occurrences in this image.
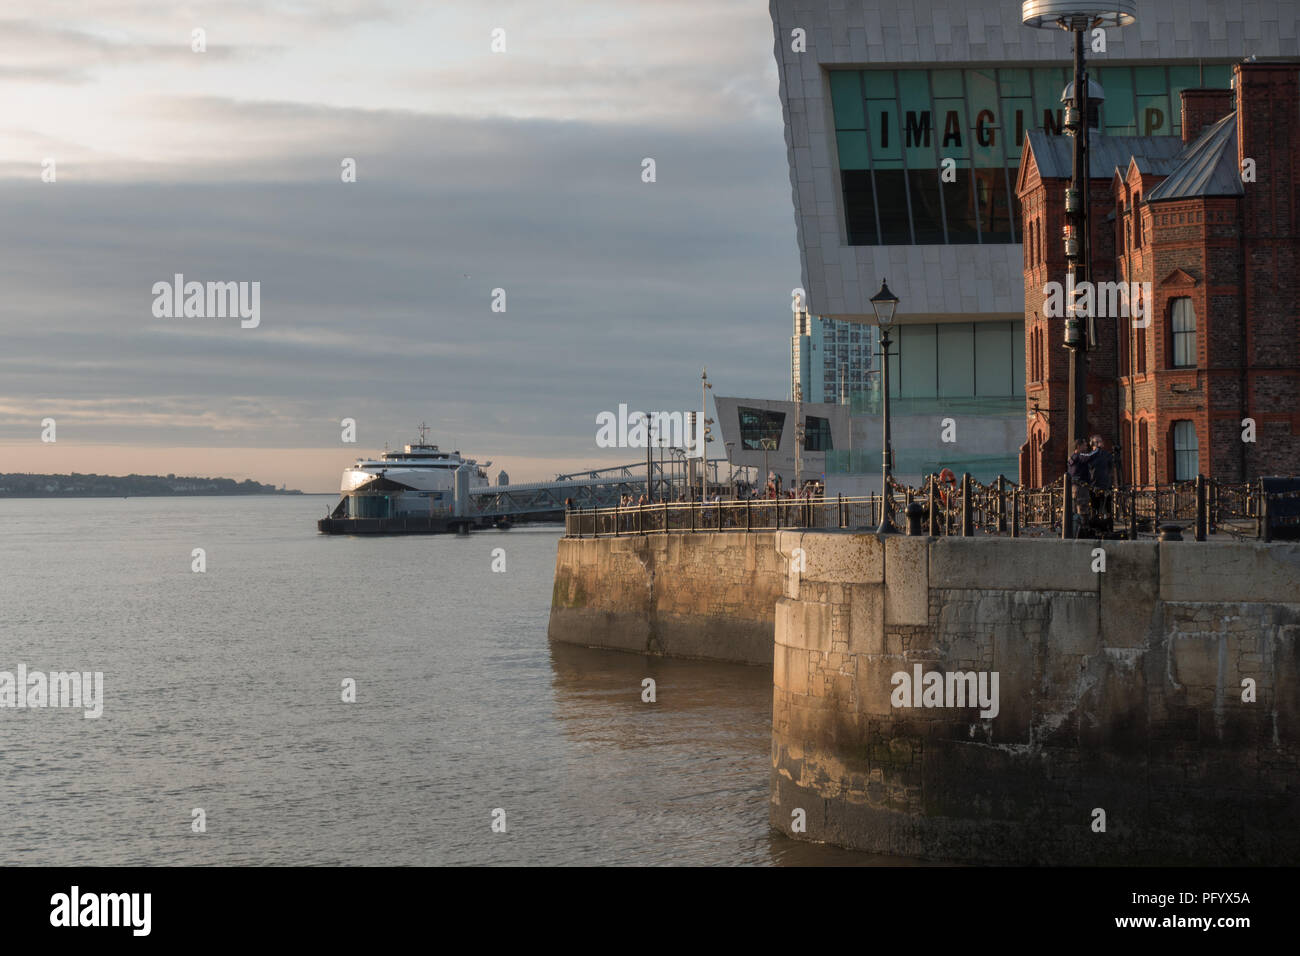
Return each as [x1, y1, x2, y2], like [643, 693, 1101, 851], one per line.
[0, 473, 301, 497]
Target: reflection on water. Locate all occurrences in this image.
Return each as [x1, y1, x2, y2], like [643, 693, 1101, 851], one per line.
[0, 496, 918, 866]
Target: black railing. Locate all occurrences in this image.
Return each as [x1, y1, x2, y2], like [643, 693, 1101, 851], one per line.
[563, 475, 1300, 541]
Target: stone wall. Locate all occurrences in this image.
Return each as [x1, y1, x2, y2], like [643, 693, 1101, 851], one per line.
[548, 532, 783, 665]
[770, 532, 1300, 864]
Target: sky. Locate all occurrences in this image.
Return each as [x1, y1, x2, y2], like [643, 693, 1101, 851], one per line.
[0, 0, 800, 493]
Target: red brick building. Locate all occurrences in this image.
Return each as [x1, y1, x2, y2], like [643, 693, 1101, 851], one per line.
[1017, 63, 1300, 487]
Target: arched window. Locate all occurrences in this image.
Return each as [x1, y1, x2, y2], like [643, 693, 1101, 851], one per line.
[1135, 295, 1147, 376]
[1170, 297, 1196, 368]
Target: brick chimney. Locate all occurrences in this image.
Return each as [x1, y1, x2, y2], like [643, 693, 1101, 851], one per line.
[1179, 88, 1234, 144]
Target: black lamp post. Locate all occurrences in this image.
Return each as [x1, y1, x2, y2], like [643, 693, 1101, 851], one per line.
[870, 279, 899, 534]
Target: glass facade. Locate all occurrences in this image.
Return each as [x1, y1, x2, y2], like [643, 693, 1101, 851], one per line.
[831, 64, 1234, 246]
[804, 416, 833, 451]
[738, 407, 786, 450]
[882, 321, 1025, 398]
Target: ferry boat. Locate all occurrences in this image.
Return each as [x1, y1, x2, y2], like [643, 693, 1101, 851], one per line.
[319, 424, 493, 533]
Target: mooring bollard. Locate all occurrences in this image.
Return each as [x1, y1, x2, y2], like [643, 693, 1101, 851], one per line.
[905, 501, 924, 536]
[1158, 522, 1184, 542]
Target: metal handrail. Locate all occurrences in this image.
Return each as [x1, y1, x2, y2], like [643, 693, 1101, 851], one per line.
[563, 476, 1299, 541]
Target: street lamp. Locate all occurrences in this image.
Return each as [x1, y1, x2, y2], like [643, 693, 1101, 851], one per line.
[760, 437, 777, 496]
[725, 440, 735, 491]
[1022, 0, 1135, 461]
[869, 278, 899, 533]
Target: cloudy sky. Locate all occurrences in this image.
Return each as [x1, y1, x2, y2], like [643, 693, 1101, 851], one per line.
[0, 0, 799, 492]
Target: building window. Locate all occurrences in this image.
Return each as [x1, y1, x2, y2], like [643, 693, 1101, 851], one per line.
[1172, 420, 1198, 480]
[1138, 419, 1150, 485]
[1170, 297, 1197, 368]
[1134, 193, 1142, 245]
[1135, 315, 1147, 375]
[737, 407, 786, 450]
[804, 416, 833, 451]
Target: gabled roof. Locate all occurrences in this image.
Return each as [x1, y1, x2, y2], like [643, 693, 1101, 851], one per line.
[1023, 130, 1185, 182]
[1146, 112, 1243, 201]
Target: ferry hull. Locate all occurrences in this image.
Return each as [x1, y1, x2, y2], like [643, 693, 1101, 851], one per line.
[318, 515, 504, 535]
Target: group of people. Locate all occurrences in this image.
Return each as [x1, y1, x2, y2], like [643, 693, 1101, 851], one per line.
[1067, 435, 1115, 527]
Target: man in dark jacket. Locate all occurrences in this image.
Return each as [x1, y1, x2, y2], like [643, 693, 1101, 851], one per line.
[1066, 439, 1091, 530]
[1088, 436, 1114, 526]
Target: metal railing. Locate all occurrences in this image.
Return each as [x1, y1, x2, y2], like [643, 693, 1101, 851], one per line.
[563, 474, 1300, 542]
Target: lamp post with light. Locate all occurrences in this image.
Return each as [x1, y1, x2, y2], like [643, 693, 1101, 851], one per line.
[869, 279, 899, 534]
[1022, 0, 1135, 456]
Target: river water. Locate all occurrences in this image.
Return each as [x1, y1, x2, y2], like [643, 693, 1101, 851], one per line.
[0, 496, 903, 865]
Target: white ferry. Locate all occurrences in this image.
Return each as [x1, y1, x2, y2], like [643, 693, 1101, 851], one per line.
[321, 424, 493, 530]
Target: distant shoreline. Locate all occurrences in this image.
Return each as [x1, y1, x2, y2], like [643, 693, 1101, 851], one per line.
[0, 473, 306, 497]
[0, 492, 325, 499]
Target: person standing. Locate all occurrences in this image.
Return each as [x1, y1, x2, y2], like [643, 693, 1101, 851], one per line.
[1087, 435, 1114, 527]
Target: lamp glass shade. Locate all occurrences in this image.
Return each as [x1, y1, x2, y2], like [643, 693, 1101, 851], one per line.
[869, 279, 899, 326]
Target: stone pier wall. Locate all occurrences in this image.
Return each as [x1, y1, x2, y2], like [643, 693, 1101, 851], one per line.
[769, 532, 1300, 864]
[548, 532, 782, 665]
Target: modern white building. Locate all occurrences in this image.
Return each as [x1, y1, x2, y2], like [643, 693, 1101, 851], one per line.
[762, 0, 1292, 490]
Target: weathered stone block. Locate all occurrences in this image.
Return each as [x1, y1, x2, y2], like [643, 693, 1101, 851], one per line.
[885, 534, 929, 625]
[782, 531, 883, 585]
[1099, 541, 1160, 649]
[930, 538, 1100, 592]
[775, 596, 832, 653]
[1160, 541, 1300, 603]
[848, 583, 885, 655]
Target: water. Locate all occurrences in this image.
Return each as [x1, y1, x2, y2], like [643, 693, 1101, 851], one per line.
[0, 496, 902, 865]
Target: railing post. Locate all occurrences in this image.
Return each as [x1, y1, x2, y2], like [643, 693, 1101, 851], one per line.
[639, 503, 645, 536]
[838, 493, 844, 529]
[663, 500, 668, 534]
[1129, 485, 1139, 540]
[1261, 481, 1272, 543]
[1209, 478, 1219, 534]
[928, 479, 938, 536]
[1011, 485, 1020, 538]
[690, 500, 696, 532]
[746, 497, 752, 532]
[1194, 474, 1207, 541]
[996, 474, 1007, 533]
[1062, 473, 1074, 540]
[961, 473, 972, 537]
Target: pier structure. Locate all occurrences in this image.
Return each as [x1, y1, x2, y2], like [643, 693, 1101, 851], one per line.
[548, 481, 1300, 864]
[318, 457, 731, 534]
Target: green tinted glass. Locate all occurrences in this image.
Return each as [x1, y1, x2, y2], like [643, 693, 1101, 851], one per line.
[830, 71, 865, 130]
